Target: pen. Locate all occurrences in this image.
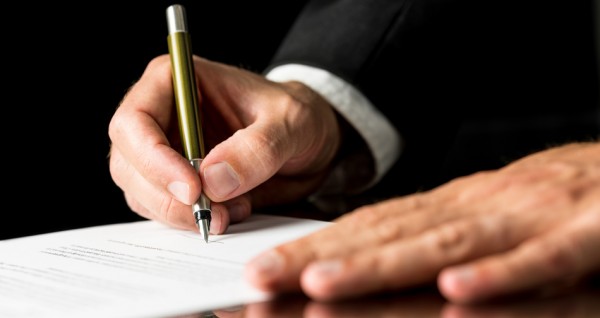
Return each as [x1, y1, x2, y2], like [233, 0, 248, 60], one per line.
[166, 4, 211, 243]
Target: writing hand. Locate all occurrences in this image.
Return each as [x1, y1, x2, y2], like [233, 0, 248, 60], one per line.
[109, 55, 340, 234]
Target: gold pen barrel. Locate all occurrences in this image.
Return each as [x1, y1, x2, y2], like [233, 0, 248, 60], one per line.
[166, 5, 206, 161]
[166, 5, 211, 242]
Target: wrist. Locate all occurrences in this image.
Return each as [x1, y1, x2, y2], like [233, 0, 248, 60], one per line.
[277, 80, 342, 176]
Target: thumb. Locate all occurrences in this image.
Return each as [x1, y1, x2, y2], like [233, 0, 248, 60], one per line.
[200, 124, 292, 202]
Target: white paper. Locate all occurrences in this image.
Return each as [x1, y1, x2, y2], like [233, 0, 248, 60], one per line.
[0, 214, 330, 318]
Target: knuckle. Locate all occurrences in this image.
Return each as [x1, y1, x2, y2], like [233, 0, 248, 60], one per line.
[373, 221, 402, 243]
[522, 181, 587, 211]
[350, 205, 381, 224]
[240, 129, 284, 173]
[147, 54, 171, 71]
[434, 225, 465, 250]
[158, 193, 179, 225]
[427, 221, 474, 263]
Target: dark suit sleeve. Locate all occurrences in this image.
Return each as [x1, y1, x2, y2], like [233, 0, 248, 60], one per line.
[268, 0, 600, 198]
[267, 0, 473, 196]
[267, 0, 444, 83]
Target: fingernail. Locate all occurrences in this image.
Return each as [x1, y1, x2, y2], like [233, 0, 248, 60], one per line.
[204, 162, 240, 198]
[310, 260, 342, 278]
[439, 266, 478, 302]
[167, 181, 191, 205]
[447, 266, 475, 286]
[249, 250, 283, 277]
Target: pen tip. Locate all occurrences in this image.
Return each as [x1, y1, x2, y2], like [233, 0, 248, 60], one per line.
[194, 209, 211, 243]
[197, 219, 210, 243]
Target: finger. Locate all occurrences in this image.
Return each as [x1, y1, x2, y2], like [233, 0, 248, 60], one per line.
[122, 170, 244, 236]
[110, 145, 197, 229]
[193, 59, 294, 199]
[244, 220, 349, 292]
[245, 184, 530, 296]
[210, 193, 253, 235]
[438, 208, 600, 304]
[243, 197, 471, 293]
[244, 171, 556, 294]
[116, 55, 176, 128]
[201, 112, 335, 203]
[244, 211, 476, 294]
[341, 165, 591, 246]
[200, 126, 286, 202]
[295, 220, 485, 301]
[111, 139, 252, 235]
[108, 55, 203, 207]
[297, 210, 556, 302]
[196, 76, 340, 203]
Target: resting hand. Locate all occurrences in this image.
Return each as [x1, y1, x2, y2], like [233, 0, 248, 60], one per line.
[245, 141, 600, 303]
[108, 55, 340, 234]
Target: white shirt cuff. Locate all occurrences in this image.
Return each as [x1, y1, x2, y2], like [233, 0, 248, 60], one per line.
[266, 63, 402, 190]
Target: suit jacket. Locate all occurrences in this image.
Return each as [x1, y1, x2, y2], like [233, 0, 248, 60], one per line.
[267, 0, 600, 203]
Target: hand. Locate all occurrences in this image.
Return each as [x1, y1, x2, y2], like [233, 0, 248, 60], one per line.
[245, 141, 600, 303]
[108, 55, 340, 234]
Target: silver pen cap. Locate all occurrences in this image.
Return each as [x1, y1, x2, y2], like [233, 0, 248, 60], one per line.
[166, 4, 188, 34]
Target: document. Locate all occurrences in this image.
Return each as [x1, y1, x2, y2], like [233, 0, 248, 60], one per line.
[0, 214, 331, 318]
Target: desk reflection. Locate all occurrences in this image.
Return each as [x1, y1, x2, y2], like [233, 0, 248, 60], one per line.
[195, 284, 600, 318]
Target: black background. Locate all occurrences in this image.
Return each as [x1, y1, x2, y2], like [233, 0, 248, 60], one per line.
[2, 1, 306, 240]
[3, 1, 598, 240]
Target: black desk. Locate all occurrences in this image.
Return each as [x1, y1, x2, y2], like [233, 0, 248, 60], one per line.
[187, 282, 600, 318]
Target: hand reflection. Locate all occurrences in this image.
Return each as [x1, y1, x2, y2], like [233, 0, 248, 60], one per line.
[212, 287, 445, 318]
[443, 285, 600, 318]
[210, 284, 600, 318]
